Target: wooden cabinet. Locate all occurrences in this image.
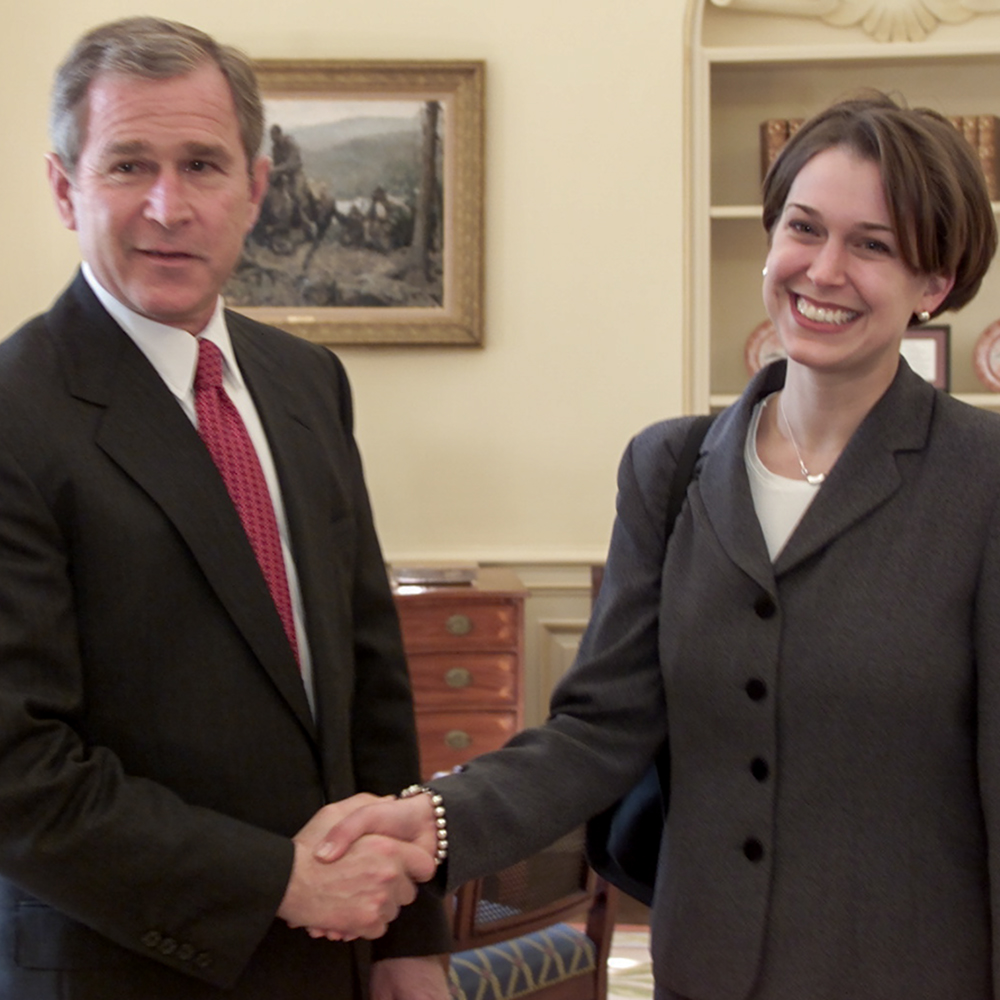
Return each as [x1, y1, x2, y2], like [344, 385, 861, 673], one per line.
[393, 568, 526, 780]
[687, 1, 1000, 412]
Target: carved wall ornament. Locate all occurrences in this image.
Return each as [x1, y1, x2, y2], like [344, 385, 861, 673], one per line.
[709, 0, 1000, 42]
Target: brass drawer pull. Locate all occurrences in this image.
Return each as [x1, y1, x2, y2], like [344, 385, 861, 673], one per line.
[445, 614, 473, 636]
[445, 730, 472, 750]
[445, 668, 472, 688]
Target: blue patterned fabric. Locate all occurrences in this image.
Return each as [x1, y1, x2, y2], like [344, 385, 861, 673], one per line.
[448, 922, 597, 1000]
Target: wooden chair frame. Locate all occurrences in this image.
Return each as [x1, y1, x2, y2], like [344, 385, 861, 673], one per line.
[449, 850, 618, 1000]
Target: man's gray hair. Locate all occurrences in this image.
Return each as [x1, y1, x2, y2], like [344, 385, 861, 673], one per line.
[50, 17, 264, 174]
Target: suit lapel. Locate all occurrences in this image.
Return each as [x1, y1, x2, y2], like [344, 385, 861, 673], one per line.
[53, 276, 316, 738]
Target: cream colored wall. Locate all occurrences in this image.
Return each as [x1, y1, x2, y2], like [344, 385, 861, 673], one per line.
[0, 0, 690, 565]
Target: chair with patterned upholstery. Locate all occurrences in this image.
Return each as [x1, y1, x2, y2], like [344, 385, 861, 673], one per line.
[446, 825, 618, 1000]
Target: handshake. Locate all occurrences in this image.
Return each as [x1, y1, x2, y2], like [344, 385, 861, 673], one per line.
[276, 791, 440, 941]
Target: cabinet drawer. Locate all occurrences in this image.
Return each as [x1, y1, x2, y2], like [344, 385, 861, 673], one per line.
[396, 601, 520, 650]
[416, 710, 518, 779]
[408, 653, 517, 708]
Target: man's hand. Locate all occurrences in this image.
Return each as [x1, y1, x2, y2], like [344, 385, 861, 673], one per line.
[277, 795, 437, 940]
[371, 956, 450, 1000]
[292, 795, 388, 851]
[313, 794, 438, 866]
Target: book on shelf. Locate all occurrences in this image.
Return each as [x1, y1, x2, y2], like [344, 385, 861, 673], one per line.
[759, 118, 804, 181]
[759, 113, 999, 200]
[978, 115, 999, 201]
[947, 114, 999, 200]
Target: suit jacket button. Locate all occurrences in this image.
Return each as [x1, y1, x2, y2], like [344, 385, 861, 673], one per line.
[141, 930, 162, 949]
[195, 952, 213, 969]
[750, 757, 770, 782]
[743, 837, 765, 862]
[177, 943, 196, 962]
[754, 594, 777, 619]
[159, 937, 178, 956]
[745, 678, 767, 701]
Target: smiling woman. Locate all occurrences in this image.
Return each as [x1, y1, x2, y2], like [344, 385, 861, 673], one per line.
[756, 91, 995, 481]
[760, 145, 950, 453]
[304, 91, 1000, 1000]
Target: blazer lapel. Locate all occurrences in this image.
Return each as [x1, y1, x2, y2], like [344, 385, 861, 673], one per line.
[53, 276, 315, 738]
[696, 360, 936, 586]
[697, 365, 782, 595]
[774, 364, 935, 576]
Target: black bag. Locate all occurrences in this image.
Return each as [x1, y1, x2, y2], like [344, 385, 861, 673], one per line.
[585, 414, 715, 905]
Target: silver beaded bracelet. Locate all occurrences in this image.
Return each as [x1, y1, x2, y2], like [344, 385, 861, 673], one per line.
[398, 783, 448, 864]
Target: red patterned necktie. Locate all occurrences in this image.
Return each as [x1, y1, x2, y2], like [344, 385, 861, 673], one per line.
[194, 338, 299, 662]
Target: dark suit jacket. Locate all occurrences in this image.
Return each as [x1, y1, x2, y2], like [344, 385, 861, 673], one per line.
[436, 361, 1000, 1000]
[0, 274, 448, 1000]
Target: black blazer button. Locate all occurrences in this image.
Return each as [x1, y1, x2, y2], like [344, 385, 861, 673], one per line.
[141, 930, 162, 949]
[177, 943, 196, 962]
[754, 594, 777, 619]
[745, 678, 767, 701]
[159, 937, 178, 956]
[195, 952, 213, 969]
[750, 757, 770, 782]
[743, 837, 765, 862]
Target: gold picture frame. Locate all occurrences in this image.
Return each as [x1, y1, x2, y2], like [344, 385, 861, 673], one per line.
[226, 60, 485, 346]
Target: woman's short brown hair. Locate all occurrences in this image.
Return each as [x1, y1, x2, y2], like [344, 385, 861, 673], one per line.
[762, 91, 997, 318]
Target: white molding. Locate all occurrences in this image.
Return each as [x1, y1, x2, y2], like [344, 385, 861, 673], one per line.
[515, 562, 596, 726]
[531, 617, 589, 727]
[383, 549, 608, 566]
[703, 38, 1000, 58]
[709, 0, 1000, 42]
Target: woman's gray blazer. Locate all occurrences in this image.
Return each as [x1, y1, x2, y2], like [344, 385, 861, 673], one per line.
[434, 360, 1000, 1000]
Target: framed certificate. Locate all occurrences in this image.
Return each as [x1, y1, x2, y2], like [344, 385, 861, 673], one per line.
[901, 326, 949, 390]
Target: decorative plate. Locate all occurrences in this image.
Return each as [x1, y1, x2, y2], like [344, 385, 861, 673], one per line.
[744, 319, 786, 375]
[973, 319, 1000, 392]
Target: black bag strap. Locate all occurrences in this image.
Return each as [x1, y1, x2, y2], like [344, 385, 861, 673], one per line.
[651, 413, 716, 798]
[665, 414, 715, 539]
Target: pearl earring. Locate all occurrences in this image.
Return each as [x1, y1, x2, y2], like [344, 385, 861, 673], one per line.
[917, 310, 931, 323]
[762, 266, 768, 277]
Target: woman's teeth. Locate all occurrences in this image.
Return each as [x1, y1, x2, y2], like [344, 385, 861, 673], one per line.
[796, 295, 858, 325]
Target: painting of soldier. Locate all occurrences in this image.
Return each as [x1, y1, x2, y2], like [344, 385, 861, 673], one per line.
[225, 97, 444, 309]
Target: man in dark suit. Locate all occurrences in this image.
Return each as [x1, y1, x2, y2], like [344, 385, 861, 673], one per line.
[0, 16, 449, 1000]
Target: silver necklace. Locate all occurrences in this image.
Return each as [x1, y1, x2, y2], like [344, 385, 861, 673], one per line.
[778, 397, 826, 486]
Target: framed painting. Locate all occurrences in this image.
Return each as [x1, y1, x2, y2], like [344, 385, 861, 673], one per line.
[224, 60, 485, 346]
